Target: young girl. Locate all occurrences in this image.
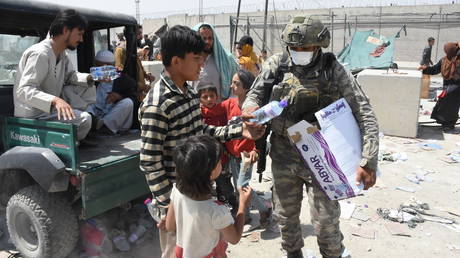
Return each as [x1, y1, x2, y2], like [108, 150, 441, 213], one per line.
[166, 135, 252, 258]
[222, 69, 271, 226]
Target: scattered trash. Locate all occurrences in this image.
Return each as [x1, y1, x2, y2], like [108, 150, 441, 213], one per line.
[352, 209, 370, 222]
[405, 169, 434, 185]
[128, 224, 147, 243]
[395, 186, 416, 193]
[350, 225, 376, 239]
[370, 211, 381, 222]
[425, 232, 432, 237]
[384, 222, 411, 237]
[111, 229, 130, 252]
[405, 175, 420, 184]
[442, 223, 460, 233]
[80, 219, 113, 256]
[448, 154, 460, 163]
[447, 244, 460, 251]
[367, 247, 372, 252]
[441, 153, 460, 163]
[378, 198, 456, 229]
[379, 152, 408, 162]
[339, 201, 356, 219]
[436, 207, 460, 217]
[419, 142, 443, 150]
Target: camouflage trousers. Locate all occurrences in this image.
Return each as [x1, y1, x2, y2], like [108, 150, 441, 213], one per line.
[270, 134, 344, 258]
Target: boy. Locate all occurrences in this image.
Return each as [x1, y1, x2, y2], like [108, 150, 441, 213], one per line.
[139, 25, 264, 258]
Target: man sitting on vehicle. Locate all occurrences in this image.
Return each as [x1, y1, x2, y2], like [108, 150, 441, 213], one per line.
[86, 50, 134, 135]
[14, 9, 92, 141]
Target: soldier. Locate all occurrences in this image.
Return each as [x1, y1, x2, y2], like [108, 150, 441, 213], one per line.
[242, 16, 379, 258]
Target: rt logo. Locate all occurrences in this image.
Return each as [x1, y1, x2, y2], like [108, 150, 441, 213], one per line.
[301, 144, 308, 152]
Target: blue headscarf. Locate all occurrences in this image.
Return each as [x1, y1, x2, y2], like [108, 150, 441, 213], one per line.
[193, 23, 239, 99]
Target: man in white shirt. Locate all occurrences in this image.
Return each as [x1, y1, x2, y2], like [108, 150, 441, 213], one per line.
[14, 9, 93, 141]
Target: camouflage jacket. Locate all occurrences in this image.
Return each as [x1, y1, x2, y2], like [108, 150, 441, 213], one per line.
[243, 52, 379, 171]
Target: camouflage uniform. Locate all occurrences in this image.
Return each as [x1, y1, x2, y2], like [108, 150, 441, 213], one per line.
[243, 17, 379, 258]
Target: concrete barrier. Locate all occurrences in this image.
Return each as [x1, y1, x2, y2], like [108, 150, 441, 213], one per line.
[357, 69, 422, 138]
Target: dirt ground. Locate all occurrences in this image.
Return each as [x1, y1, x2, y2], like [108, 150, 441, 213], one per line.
[1, 99, 460, 258]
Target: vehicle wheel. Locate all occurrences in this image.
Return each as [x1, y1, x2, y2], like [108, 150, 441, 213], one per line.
[6, 185, 78, 258]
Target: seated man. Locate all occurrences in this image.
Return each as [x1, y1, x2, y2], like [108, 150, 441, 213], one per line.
[14, 9, 92, 141]
[86, 50, 134, 135]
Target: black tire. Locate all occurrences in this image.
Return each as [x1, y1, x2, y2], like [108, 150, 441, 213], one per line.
[6, 185, 78, 258]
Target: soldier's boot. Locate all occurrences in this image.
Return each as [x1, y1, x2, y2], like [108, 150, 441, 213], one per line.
[287, 249, 303, 258]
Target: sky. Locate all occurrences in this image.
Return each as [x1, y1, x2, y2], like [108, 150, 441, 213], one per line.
[36, 0, 457, 20]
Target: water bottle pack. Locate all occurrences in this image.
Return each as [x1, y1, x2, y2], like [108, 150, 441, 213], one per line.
[90, 65, 119, 81]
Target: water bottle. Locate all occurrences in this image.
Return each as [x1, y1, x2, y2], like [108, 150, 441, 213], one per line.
[90, 65, 119, 81]
[250, 99, 288, 124]
[144, 198, 161, 223]
[128, 224, 147, 243]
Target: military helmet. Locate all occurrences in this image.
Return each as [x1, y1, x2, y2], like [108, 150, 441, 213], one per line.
[281, 16, 330, 48]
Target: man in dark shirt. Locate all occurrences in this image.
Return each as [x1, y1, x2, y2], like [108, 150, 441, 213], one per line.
[420, 37, 435, 66]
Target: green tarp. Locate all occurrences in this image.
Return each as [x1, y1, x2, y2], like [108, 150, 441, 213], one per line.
[337, 30, 396, 72]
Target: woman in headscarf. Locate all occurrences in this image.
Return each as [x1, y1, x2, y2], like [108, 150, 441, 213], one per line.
[420, 42, 460, 131]
[236, 35, 260, 76]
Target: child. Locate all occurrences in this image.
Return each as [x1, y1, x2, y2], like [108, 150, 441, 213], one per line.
[138, 25, 264, 258]
[198, 83, 238, 213]
[166, 135, 252, 258]
[222, 69, 271, 226]
[86, 50, 134, 135]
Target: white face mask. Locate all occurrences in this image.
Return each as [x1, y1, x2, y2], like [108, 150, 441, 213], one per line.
[289, 49, 314, 66]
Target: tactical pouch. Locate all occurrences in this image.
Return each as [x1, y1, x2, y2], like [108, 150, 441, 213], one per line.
[290, 86, 319, 117]
[270, 83, 290, 102]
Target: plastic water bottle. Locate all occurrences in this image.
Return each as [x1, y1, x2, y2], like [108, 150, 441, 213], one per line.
[90, 65, 119, 81]
[144, 198, 161, 223]
[250, 99, 288, 124]
[128, 224, 147, 243]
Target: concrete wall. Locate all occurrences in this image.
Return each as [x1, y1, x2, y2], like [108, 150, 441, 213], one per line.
[143, 3, 460, 63]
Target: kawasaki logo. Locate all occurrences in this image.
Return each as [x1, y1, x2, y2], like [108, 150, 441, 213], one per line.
[10, 132, 41, 145]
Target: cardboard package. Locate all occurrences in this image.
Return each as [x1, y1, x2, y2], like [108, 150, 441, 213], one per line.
[287, 98, 363, 200]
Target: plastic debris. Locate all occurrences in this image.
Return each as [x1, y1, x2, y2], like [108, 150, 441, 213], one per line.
[395, 186, 416, 193]
[111, 230, 130, 252]
[442, 224, 460, 233]
[339, 201, 356, 219]
[350, 226, 376, 239]
[385, 222, 411, 237]
[379, 151, 408, 162]
[128, 224, 147, 243]
[352, 209, 370, 222]
[378, 198, 457, 229]
[441, 153, 460, 164]
[80, 219, 113, 256]
[419, 142, 443, 150]
[447, 244, 460, 251]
